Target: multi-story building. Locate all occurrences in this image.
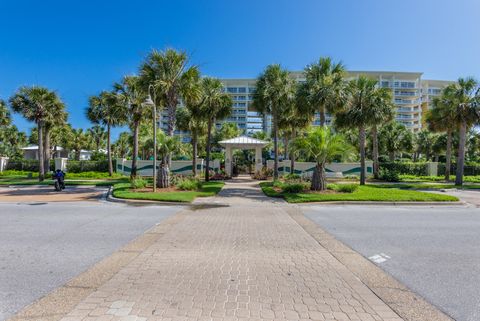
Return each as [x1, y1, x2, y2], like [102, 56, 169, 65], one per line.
[161, 71, 454, 138]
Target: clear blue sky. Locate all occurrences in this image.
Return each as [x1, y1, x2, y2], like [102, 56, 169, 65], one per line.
[1, 0, 479, 139]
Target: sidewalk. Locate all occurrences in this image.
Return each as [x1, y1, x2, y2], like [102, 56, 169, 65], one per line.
[55, 176, 402, 321]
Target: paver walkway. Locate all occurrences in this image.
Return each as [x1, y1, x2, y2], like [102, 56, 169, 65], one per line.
[0, 186, 107, 202]
[59, 176, 403, 321]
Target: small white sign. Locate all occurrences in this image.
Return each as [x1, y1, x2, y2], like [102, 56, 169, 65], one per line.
[369, 253, 391, 263]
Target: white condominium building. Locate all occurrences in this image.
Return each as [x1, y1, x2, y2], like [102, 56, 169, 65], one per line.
[161, 71, 453, 139]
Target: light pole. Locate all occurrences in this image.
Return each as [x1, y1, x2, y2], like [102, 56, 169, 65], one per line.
[143, 85, 157, 192]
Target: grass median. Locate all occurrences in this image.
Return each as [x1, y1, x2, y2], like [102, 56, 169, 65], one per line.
[112, 181, 224, 203]
[260, 182, 459, 203]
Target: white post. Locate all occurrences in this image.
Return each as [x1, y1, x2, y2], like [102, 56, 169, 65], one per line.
[255, 147, 262, 173]
[0, 157, 8, 172]
[54, 158, 68, 171]
[225, 146, 232, 177]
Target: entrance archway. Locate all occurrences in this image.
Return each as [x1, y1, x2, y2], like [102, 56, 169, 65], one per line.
[219, 136, 268, 177]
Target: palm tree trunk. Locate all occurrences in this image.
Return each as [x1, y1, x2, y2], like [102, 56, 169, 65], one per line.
[311, 162, 326, 191]
[455, 121, 467, 186]
[273, 117, 279, 180]
[372, 126, 379, 179]
[284, 135, 288, 160]
[319, 106, 326, 126]
[166, 103, 176, 167]
[157, 158, 170, 188]
[445, 130, 452, 181]
[389, 151, 395, 162]
[192, 134, 197, 177]
[43, 126, 50, 176]
[290, 129, 296, 174]
[37, 122, 45, 182]
[205, 120, 212, 182]
[107, 124, 113, 176]
[130, 122, 139, 179]
[359, 126, 366, 185]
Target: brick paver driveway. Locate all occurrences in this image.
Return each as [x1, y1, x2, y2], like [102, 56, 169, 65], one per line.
[58, 177, 402, 321]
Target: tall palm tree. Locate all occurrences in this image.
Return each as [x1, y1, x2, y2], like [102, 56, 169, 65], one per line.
[43, 110, 67, 174]
[368, 88, 395, 179]
[9, 86, 65, 181]
[69, 128, 89, 160]
[140, 48, 201, 140]
[113, 132, 131, 159]
[426, 92, 458, 180]
[252, 64, 296, 180]
[300, 57, 346, 126]
[0, 100, 11, 126]
[114, 76, 149, 178]
[445, 78, 480, 186]
[292, 127, 352, 190]
[176, 106, 206, 176]
[198, 78, 232, 181]
[86, 91, 127, 176]
[335, 76, 382, 185]
[378, 122, 413, 162]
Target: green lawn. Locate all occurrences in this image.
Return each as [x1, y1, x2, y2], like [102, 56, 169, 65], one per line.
[112, 181, 224, 203]
[260, 182, 459, 203]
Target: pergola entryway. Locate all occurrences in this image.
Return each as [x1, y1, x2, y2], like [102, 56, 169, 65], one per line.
[219, 136, 268, 177]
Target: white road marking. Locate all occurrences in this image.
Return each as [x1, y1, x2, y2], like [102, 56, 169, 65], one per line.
[369, 253, 390, 263]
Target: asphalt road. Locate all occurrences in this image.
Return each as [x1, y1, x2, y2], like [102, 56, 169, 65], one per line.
[0, 201, 180, 321]
[303, 204, 480, 321]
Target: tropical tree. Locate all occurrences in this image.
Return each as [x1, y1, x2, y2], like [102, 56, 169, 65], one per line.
[378, 122, 413, 161]
[86, 91, 127, 176]
[176, 105, 206, 176]
[87, 125, 107, 152]
[213, 122, 241, 147]
[140, 48, 201, 139]
[426, 92, 458, 180]
[0, 125, 27, 159]
[50, 123, 73, 158]
[0, 100, 11, 127]
[299, 57, 346, 126]
[112, 132, 131, 159]
[9, 86, 65, 181]
[114, 75, 149, 178]
[69, 128, 89, 160]
[444, 78, 480, 186]
[252, 64, 296, 180]
[292, 127, 352, 190]
[198, 78, 232, 181]
[335, 76, 385, 185]
[414, 129, 437, 161]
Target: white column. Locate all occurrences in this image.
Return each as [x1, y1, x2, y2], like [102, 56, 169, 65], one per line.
[255, 146, 262, 173]
[54, 158, 68, 171]
[0, 157, 8, 172]
[225, 146, 232, 177]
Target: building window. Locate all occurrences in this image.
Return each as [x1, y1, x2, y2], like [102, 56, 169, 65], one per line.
[227, 87, 238, 93]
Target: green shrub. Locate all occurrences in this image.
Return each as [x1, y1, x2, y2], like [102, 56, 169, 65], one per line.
[379, 168, 400, 182]
[281, 182, 308, 193]
[333, 183, 358, 193]
[176, 178, 202, 191]
[130, 178, 147, 189]
[284, 173, 301, 181]
[0, 170, 38, 177]
[380, 162, 429, 176]
[66, 160, 110, 173]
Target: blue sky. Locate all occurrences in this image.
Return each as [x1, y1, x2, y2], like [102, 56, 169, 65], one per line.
[1, 0, 479, 139]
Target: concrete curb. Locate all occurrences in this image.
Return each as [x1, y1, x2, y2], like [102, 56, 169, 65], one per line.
[286, 206, 454, 321]
[6, 209, 189, 321]
[105, 186, 189, 206]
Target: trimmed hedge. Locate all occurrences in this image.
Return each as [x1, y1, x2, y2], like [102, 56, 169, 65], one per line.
[5, 160, 112, 173]
[380, 162, 429, 176]
[438, 164, 480, 176]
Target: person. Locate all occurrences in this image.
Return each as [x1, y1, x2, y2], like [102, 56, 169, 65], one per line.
[53, 169, 65, 190]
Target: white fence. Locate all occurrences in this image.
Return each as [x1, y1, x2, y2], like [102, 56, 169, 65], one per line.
[266, 160, 373, 177]
[116, 159, 220, 177]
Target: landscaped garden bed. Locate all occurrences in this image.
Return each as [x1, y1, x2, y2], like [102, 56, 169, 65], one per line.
[260, 181, 459, 203]
[112, 179, 224, 203]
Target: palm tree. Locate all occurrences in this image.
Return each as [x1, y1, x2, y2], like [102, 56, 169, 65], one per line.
[252, 64, 296, 180]
[198, 78, 232, 181]
[378, 122, 413, 162]
[335, 76, 383, 185]
[426, 93, 458, 180]
[87, 125, 107, 152]
[114, 76, 149, 179]
[140, 49, 201, 140]
[0, 100, 11, 126]
[445, 78, 480, 186]
[9, 86, 65, 181]
[176, 106, 206, 176]
[86, 91, 127, 176]
[369, 88, 395, 179]
[69, 128, 89, 160]
[113, 132, 131, 159]
[292, 127, 352, 190]
[300, 57, 346, 126]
